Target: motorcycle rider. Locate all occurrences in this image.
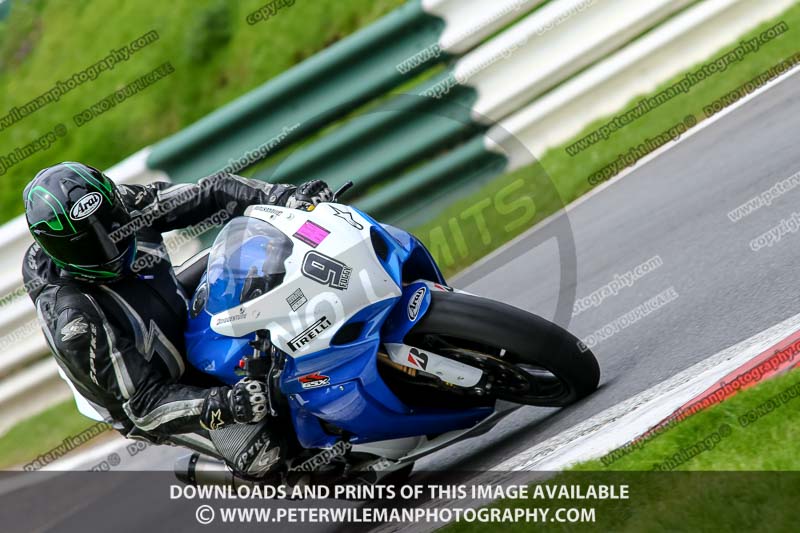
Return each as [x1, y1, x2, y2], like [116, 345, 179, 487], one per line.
[22, 162, 332, 478]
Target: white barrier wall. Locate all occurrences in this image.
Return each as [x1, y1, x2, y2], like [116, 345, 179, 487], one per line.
[423, 0, 545, 54]
[456, 0, 695, 123]
[487, 0, 798, 166]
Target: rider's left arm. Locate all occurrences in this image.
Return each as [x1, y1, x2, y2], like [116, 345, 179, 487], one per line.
[121, 173, 298, 233]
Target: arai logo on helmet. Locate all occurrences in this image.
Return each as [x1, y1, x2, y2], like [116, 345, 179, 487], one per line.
[407, 287, 426, 321]
[69, 192, 103, 221]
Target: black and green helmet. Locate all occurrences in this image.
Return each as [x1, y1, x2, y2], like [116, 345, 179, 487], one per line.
[24, 162, 137, 281]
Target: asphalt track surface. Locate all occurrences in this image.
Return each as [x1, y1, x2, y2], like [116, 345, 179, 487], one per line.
[426, 69, 800, 472]
[3, 70, 800, 532]
[440, 67, 800, 472]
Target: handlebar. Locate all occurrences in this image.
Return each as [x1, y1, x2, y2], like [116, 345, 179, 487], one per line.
[333, 181, 354, 202]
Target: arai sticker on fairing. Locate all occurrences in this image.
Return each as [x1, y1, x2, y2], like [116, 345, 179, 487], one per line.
[407, 287, 426, 321]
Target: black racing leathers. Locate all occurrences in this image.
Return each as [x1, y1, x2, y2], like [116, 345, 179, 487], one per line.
[23, 173, 296, 442]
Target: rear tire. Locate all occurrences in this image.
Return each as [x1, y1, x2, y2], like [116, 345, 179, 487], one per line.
[407, 291, 599, 407]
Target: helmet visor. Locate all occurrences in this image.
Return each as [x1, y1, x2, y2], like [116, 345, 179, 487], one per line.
[39, 226, 136, 268]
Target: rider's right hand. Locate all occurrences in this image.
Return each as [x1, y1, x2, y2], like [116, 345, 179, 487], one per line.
[201, 378, 268, 430]
[229, 378, 269, 424]
[285, 180, 333, 210]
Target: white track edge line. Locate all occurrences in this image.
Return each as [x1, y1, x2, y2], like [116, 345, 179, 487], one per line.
[493, 309, 800, 471]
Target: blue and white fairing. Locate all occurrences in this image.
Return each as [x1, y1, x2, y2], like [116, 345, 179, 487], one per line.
[185, 203, 492, 448]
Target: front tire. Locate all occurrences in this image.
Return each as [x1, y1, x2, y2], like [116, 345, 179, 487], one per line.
[407, 291, 599, 407]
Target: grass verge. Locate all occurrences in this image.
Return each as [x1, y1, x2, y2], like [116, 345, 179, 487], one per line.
[574, 367, 800, 472]
[413, 3, 800, 278]
[0, 399, 107, 470]
[445, 368, 800, 532]
[0, 0, 403, 221]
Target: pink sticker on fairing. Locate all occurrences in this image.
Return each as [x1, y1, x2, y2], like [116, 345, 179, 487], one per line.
[294, 221, 330, 248]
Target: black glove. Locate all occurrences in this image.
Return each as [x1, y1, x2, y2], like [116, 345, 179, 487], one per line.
[201, 378, 268, 430]
[285, 180, 333, 210]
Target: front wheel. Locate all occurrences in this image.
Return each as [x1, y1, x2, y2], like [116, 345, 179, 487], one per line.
[406, 291, 599, 407]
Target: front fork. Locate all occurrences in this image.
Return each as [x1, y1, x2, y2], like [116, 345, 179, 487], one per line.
[242, 329, 285, 418]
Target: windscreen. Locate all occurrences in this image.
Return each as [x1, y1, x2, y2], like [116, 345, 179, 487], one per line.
[205, 216, 294, 314]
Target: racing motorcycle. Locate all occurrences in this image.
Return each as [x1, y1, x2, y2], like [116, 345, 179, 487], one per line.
[176, 183, 600, 484]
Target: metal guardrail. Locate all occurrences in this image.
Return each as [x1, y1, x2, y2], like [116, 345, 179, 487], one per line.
[371, 0, 796, 224]
[145, 0, 543, 184]
[0, 0, 792, 432]
[0, 0, 11, 21]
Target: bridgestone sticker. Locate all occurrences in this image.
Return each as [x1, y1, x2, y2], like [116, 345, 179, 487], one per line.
[216, 307, 247, 326]
[407, 348, 429, 370]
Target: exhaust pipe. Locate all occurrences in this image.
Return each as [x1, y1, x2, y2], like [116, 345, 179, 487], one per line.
[174, 453, 256, 488]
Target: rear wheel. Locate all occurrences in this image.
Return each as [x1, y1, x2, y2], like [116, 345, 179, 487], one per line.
[405, 291, 599, 407]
